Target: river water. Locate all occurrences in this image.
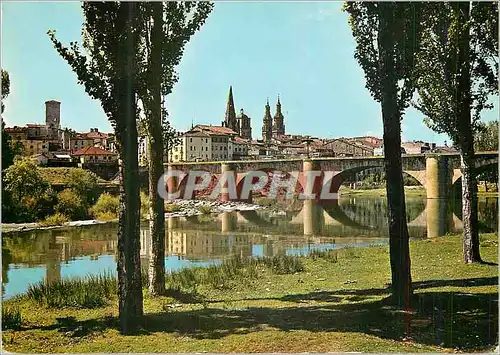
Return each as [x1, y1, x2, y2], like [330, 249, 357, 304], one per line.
[2, 196, 497, 300]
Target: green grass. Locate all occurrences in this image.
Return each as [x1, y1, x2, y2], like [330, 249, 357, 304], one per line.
[3, 233, 498, 353]
[2, 305, 22, 330]
[24, 272, 117, 309]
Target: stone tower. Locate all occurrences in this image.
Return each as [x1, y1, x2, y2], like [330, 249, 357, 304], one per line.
[237, 109, 252, 140]
[262, 99, 273, 142]
[272, 96, 285, 137]
[45, 100, 61, 140]
[221, 86, 238, 133]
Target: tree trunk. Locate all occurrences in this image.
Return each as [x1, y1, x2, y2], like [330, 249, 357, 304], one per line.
[147, 1, 166, 296]
[377, 3, 412, 309]
[455, 1, 482, 263]
[115, 2, 143, 334]
[461, 152, 481, 263]
[483, 180, 488, 192]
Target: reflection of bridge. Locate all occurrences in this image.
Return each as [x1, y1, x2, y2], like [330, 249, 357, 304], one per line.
[166, 152, 498, 201]
[176, 197, 467, 239]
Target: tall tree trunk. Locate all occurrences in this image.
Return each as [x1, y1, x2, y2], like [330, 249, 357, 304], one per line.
[147, 1, 166, 296]
[461, 151, 481, 263]
[115, 1, 143, 334]
[378, 3, 412, 309]
[455, 1, 482, 263]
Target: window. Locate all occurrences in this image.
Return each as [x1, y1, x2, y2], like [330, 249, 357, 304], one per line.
[190, 138, 192, 142]
[206, 139, 208, 143]
[174, 155, 178, 160]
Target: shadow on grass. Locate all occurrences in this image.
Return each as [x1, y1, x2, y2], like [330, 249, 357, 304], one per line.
[24, 277, 498, 352]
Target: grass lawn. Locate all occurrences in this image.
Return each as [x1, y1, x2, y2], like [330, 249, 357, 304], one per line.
[2, 233, 498, 353]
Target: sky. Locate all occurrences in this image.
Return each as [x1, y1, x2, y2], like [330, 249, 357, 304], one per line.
[1, 1, 498, 145]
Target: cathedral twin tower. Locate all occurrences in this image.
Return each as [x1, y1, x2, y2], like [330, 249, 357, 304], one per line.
[221, 86, 285, 142]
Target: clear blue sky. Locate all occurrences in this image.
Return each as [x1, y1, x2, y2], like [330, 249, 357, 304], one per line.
[2, 1, 497, 145]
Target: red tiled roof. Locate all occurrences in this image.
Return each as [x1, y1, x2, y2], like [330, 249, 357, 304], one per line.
[183, 131, 211, 137]
[85, 131, 110, 139]
[233, 136, 250, 144]
[73, 146, 117, 156]
[5, 126, 28, 133]
[193, 125, 238, 136]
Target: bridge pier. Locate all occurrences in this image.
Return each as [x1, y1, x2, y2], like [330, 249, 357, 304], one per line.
[220, 162, 237, 202]
[425, 155, 452, 199]
[302, 159, 322, 199]
[425, 155, 452, 237]
[303, 199, 323, 236]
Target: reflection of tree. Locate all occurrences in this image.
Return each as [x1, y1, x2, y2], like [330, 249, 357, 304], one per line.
[2, 247, 12, 295]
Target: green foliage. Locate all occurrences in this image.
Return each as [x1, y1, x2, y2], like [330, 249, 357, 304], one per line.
[66, 169, 99, 206]
[3, 158, 57, 222]
[343, 2, 424, 110]
[474, 120, 498, 152]
[199, 205, 213, 214]
[140, 191, 149, 219]
[91, 193, 119, 220]
[25, 272, 116, 309]
[1, 69, 9, 114]
[39, 213, 69, 227]
[55, 189, 87, 221]
[2, 305, 21, 330]
[165, 203, 181, 213]
[414, 3, 498, 145]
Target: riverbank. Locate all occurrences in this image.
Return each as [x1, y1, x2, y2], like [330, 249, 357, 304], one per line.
[1, 200, 265, 235]
[3, 233, 498, 353]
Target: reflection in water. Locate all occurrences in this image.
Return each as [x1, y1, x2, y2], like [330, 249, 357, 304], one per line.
[2, 196, 497, 300]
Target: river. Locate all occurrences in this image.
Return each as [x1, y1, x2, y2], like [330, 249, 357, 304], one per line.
[2, 196, 497, 299]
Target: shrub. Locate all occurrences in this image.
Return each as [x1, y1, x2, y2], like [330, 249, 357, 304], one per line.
[3, 158, 56, 222]
[39, 213, 69, 227]
[199, 205, 213, 214]
[140, 191, 149, 220]
[2, 305, 21, 330]
[165, 203, 182, 213]
[91, 193, 119, 220]
[67, 169, 99, 205]
[24, 272, 116, 309]
[55, 189, 87, 220]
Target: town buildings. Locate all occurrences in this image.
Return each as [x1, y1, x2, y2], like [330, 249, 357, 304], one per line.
[5, 96, 445, 174]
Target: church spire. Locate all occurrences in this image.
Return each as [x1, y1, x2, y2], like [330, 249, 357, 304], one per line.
[223, 86, 238, 132]
[262, 98, 273, 142]
[273, 95, 285, 138]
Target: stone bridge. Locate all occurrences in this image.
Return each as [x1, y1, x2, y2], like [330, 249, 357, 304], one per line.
[165, 151, 498, 200]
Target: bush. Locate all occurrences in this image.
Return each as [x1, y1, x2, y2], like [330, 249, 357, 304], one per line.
[2, 305, 21, 330]
[24, 272, 116, 309]
[91, 193, 119, 220]
[55, 189, 87, 221]
[67, 169, 99, 205]
[165, 203, 182, 213]
[199, 205, 213, 214]
[140, 191, 149, 220]
[3, 158, 56, 222]
[39, 213, 69, 227]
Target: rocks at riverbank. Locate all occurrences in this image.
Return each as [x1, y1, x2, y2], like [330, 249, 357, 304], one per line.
[2, 200, 267, 234]
[165, 199, 265, 218]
